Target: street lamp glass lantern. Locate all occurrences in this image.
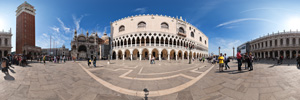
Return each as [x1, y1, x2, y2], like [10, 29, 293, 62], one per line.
[143, 88, 149, 95]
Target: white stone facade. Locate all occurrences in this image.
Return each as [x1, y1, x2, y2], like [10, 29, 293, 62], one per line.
[110, 14, 209, 60]
[0, 29, 12, 58]
[250, 30, 300, 59]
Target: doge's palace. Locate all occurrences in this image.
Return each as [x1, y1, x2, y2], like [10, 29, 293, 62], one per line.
[110, 14, 209, 61]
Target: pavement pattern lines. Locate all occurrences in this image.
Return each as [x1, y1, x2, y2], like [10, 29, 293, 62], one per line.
[78, 61, 214, 97]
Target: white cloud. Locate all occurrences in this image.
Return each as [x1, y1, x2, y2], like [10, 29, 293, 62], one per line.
[216, 18, 274, 28]
[51, 26, 59, 32]
[57, 18, 70, 33]
[72, 14, 87, 31]
[134, 7, 147, 13]
[42, 33, 48, 37]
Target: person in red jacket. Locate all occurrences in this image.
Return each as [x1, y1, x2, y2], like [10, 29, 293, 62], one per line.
[236, 50, 242, 71]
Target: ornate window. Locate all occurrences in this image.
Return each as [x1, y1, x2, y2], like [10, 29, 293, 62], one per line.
[205, 40, 207, 45]
[161, 22, 169, 29]
[179, 27, 185, 33]
[119, 25, 125, 32]
[138, 21, 146, 28]
[191, 32, 194, 37]
[199, 37, 202, 41]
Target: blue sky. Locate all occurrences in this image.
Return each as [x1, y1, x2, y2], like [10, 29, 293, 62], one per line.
[1, 0, 300, 56]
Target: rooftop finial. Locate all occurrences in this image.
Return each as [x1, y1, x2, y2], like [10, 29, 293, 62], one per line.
[104, 28, 107, 35]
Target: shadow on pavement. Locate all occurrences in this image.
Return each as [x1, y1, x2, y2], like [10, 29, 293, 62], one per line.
[215, 70, 249, 74]
[4, 73, 15, 81]
[8, 68, 16, 73]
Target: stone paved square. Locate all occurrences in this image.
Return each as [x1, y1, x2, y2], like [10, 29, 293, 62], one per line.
[0, 60, 299, 100]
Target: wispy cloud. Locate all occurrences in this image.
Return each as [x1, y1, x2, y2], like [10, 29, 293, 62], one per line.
[42, 33, 48, 37]
[72, 14, 88, 31]
[134, 7, 147, 13]
[57, 18, 70, 33]
[50, 26, 59, 32]
[216, 18, 274, 28]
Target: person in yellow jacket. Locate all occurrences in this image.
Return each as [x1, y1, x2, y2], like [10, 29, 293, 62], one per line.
[218, 53, 224, 72]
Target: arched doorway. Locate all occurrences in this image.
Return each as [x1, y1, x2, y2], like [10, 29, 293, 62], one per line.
[178, 50, 182, 60]
[152, 49, 159, 60]
[184, 51, 188, 59]
[161, 49, 168, 60]
[286, 50, 290, 58]
[142, 48, 149, 60]
[280, 51, 284, 57]
[193, 52, 196, 59]
[133, 49, 139, 60]
[78, 45, 87, 59]
[292, 50, 296, 58]
[0, 50, 2, 58]
[112, 51, 116, 59]
[118, 50, 123, 60]
[170, 50, 176, 60]
[125, 49, 130, 60]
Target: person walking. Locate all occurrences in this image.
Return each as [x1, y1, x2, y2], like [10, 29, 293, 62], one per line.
[202, 57, 205, 63]
[93, 57, 97, 67]
[152, 56, 155, 64]
[224, 53, 230, 70]
[244, 53, 249, 69]
[237, 50, 242, 71]
[280, 55, 283, 64]
[87, 58, 91, 66]
[296, 54, 300, 68]
[43, 55, 46, 65]
[248, 53, 253, 71]
[218, 53, 224, 72]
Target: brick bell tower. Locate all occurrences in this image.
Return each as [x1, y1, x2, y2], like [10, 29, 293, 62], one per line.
[16, 1, 36, 54]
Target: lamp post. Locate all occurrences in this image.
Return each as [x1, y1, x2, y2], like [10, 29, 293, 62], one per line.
[219, 46, 221, 55]
[188, 44, 194, 64]
[143, 88, 149, 100]
[233, 47, 235, 58]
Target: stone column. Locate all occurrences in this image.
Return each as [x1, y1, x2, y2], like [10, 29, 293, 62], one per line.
[130, 54, 133, 61]
[149, 53, 151, 62]
[140, 54, 142, 60]
[290, 50, 292, 59]
[278, 51, 280, 57]
[159, 53, 161, 61]
[135, 38, 137, 47]
[187, 53, 189, 60]
[149, 38, 151, 46]
[159, 39, 161, 47]
[268, 51, 270, 58]
[123, 54, 125, 60]
[272, 51, 275, 58]
[140, 38, 141, 46]
[284, 51, 286, 59]
[176, 54, 178, 61]
[116, 55, 119, 60]
[296, 51, 299, 58]
[168, 54, 170, 60]
[131, 39, 132, 47]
